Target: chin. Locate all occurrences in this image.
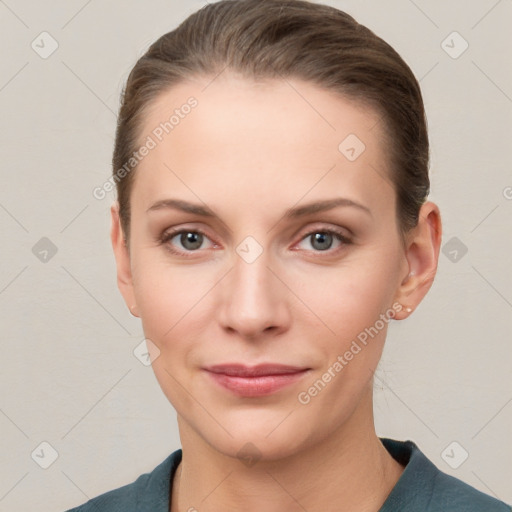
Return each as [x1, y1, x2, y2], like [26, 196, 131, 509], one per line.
[212, 434, 305, 465]
[197, 411, 318, 465]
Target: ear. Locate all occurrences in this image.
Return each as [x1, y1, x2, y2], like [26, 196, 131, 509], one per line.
[110, 202, 139, 317]
[393, 201, 442, 320]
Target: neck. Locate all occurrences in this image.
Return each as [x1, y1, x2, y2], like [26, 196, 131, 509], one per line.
[171, 385, 404, 512]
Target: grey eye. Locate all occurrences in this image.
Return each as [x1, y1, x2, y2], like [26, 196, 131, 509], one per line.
[176, 231, 204, 251]
[309, 232, 334, 251]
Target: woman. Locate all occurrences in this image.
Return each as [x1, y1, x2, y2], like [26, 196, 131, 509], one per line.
[66, 0, 511, 510]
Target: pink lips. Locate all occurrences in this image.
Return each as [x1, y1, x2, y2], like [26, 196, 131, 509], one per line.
[203, 363, 311, 397]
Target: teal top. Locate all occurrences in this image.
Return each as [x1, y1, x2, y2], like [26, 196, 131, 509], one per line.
[65, 437, 511, 511]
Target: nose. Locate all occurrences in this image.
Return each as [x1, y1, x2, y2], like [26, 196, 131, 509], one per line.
[217, 246, 291, 341]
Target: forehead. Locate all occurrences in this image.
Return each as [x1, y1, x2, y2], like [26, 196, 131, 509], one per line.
[132, 73, 393, 219]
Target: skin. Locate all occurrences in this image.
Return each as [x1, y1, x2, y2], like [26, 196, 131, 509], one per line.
[111, 72, 442, 512]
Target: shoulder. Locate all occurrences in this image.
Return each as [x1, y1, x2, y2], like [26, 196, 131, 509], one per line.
[428, 468, 511, 511]
[64, 449, 182, 512]
[380, 438, 511, 512]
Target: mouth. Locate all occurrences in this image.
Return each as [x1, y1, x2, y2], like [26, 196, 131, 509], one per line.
[203, 363, 311, 397]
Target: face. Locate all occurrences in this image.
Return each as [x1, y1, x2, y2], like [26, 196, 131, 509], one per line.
[112, 73, 424, 461]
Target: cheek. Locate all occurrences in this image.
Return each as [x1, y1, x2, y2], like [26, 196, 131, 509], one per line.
[132, 256, 211, 342]
[292, 252, 400, 343]
[289, 245, 402, 404]
[291, 264, 398, 417]
[131, 256, 213, 407]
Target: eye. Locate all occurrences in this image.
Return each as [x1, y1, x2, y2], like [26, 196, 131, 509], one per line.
[296, 228, 352, 253]
[160, 228, 215, 255]
[160, 226, 352, 257]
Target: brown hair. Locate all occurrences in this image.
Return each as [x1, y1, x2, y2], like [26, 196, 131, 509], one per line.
[113, 0, 429, 244]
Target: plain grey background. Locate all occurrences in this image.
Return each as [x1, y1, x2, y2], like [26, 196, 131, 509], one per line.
[0, 0, 511, 510]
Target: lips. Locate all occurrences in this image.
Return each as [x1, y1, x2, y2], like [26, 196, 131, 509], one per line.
[204, 363, 310, 377]
[203, 363, 311, 397]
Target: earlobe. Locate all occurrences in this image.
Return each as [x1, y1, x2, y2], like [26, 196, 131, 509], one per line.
[110, 202, 139, 316]
[394, 201, 442, 319]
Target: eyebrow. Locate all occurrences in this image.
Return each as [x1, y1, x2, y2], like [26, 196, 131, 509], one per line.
[146, 197, 372, 219]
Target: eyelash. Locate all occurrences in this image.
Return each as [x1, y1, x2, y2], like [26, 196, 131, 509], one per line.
[159, 226, 352, 257]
